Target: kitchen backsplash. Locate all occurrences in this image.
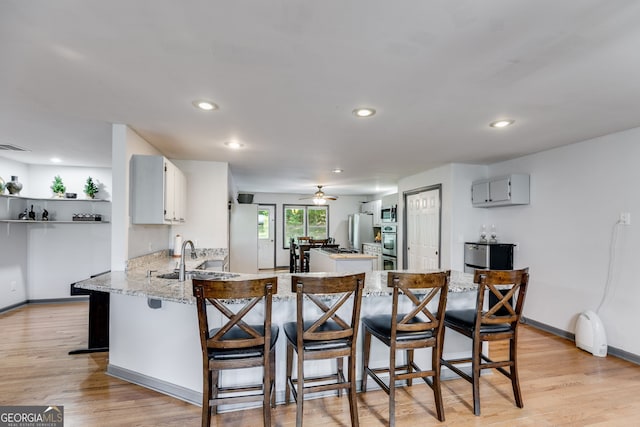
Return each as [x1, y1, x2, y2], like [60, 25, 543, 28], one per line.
[126, 248, 228, 270]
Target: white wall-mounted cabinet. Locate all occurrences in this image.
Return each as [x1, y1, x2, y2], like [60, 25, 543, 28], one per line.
[471, 174, 530, 207]
[361, 199, 382, 226]
[131, 155, 187, 224]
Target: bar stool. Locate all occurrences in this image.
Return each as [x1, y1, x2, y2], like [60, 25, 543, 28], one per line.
[284, 273, 365, 427]
[441, 268, 529, 415]
[192, 276, 278, 427]
[361, 271, 450, 426]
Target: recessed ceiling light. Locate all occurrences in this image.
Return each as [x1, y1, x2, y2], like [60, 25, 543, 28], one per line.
[224, 141, 244, 149]
[50, 157, 62, 163]
[352, 108, 376, 118]
[332, 168, 343, 174]
[489, 119, 515, 128]
[192, 100, 219, 111]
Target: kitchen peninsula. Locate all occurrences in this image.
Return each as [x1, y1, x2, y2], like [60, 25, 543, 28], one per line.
[308, 247, 377, 272]
[74, 254, 478, 409]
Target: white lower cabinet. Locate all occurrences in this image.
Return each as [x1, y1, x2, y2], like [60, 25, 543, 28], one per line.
[362, 243, 382, 270]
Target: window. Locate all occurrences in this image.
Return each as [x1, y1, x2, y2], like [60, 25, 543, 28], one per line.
[284, 205, 328, 248]
[258, 208, 270, 239]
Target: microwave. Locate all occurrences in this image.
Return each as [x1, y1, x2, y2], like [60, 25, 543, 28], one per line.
[381, 205, 397, 223]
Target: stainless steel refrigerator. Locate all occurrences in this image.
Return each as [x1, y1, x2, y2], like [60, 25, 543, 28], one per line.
[348, 213, 374, 252]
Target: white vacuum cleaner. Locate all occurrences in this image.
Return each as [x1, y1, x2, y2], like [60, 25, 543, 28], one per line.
[575, 310, 607, 357]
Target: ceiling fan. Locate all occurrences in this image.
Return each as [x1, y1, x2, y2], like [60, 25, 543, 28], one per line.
[300, 185, 338, 205]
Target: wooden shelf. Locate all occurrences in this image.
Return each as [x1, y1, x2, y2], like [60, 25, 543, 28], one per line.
[0, 220, 109, 224]
[0, 194, 110, 202]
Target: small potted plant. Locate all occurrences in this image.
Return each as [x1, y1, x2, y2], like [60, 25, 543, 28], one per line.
[51, 175, 66, 198]
[84, 176, 99, 199]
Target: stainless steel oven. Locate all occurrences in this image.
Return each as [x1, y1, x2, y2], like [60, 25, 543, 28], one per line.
[381, 224, 397, 257]
[382, 255, 397, 270]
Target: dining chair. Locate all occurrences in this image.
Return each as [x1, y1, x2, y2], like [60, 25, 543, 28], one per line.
[441, 268, 529, 416]
[284, 273, 365, 427]
[361, 271, 450, 426]
[309, 238, 329, 245]
[290, 238, 300, 272]
[192, 276, 278, 427]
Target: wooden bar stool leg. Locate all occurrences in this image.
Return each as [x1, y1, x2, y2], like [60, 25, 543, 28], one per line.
[432, 346, 445, 421]
[264, 353, 272, 427]
[202, 368, 212, 427]
[286, 344, 293, 404]
[337, 357, 344, 397]
[472, 337, 481, 416]
[361, 330, 371, 392]
[406, 349, 414, 386]
[389, 343, 396, 427]
[511, 340, 523, 407]
[270, 351, 277, 408]
[348, 353, 359, 427]
[211, 370, 220, 415]
[296, 350, 304, 427]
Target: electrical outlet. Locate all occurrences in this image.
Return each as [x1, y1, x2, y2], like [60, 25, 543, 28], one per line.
[514, 242, 520, 251]
[620, 212, 631, 225]
[11, 281, 17, 292]
[148, 242, 154, 251]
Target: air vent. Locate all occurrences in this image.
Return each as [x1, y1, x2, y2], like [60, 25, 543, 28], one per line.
[0, 144, 29, 151]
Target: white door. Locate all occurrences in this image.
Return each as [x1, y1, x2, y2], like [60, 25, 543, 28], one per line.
[258, 205, 276, 269]
[406, 188, 440, 269]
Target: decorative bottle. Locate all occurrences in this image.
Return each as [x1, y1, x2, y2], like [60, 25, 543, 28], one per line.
[5, 176, 22, 195]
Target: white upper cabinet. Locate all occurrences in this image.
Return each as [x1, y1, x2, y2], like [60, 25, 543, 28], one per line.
[131, 155, 187, 224]
[471, 174, 529, 207]
[361, 199, 382, 226]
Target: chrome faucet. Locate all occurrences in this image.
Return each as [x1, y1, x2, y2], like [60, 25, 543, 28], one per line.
[178, 239, 197, 281]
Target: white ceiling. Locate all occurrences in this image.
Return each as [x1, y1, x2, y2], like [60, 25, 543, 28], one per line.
[2, 1, 640, 197]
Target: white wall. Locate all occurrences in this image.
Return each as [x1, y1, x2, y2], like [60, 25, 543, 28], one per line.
[484, 127, 640, 355]
[24, 165, 111, 200]
[250, 193, 366, 267]
[399, 127, 640, 356]
[0, 157, 112, 305]
[25, 165, 112, 299]
[172, 160, 229, 251]
[0, 158, 29, 308]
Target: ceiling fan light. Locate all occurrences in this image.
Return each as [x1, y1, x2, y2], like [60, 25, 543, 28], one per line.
[313, 197, 327, 205]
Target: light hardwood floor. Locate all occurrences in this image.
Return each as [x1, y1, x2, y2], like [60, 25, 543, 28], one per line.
[1, 301, 639, 426]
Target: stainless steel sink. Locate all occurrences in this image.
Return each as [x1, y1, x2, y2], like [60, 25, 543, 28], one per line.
[195, 259, 225, 270]
[156, 272, 181, 280]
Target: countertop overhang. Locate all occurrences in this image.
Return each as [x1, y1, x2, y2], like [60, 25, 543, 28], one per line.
[74, 252, 477, 304]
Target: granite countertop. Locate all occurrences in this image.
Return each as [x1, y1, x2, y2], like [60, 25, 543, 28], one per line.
[74, 248, 477, 305]
[310, 248, 377, 259]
